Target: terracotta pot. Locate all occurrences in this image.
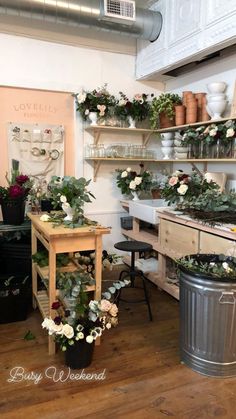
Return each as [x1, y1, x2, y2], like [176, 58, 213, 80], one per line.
[195, 93, 206, 122]
[175, 105, 186, 126]
[182, 91, 193, 107]
[186, 99, 197, 124]
[159, 112, 175, 128]
[151, 188, 162, 199]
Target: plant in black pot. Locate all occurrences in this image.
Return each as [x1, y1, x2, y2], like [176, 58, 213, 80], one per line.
[176, 253, 236, 377]
[0, 160, 33, 225]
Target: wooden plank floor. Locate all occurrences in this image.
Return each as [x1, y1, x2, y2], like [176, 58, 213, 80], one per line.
[0, 278, 236, 419]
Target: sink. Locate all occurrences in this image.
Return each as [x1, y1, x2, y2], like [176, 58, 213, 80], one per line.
[129, 199, 168, 224]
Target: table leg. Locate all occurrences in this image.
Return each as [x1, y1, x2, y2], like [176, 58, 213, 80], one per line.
[31, 225, 37, 309]
[48, 244, 56, 355]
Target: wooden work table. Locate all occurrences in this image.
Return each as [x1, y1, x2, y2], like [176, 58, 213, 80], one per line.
[120, 202, 236, 300]
[28, 213, 110, 354]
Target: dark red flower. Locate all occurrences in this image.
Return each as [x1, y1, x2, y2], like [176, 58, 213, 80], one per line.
[16, 175, 29, 185]
[9, 184, 24, 198]
[51, 301, 61, 310]
[54, 316, 62, 325]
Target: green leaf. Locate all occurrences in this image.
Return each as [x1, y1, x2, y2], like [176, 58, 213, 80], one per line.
[23, 330, 36, 341]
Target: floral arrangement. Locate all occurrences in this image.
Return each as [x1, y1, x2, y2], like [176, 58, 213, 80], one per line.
[114, 92, 152, 122]
[74, 84, 116, 121]
[40, 175, 95, 227]
[42, 279, 130, 351]
[161, 170, 219, 206]
[176, 254, 236, 280]
[0, 162, 32, 205]
[182, 120, 236, 146]
[116, 164, 153, 196]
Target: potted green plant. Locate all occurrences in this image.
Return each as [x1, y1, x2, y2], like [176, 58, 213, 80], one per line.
[150, 93, 182, 129]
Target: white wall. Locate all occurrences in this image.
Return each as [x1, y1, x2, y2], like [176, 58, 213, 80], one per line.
[0, 33, 163, 251]
[165, 52, 236, 185]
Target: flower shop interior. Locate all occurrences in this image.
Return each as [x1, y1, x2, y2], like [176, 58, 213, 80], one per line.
[0, 0, 236, 417]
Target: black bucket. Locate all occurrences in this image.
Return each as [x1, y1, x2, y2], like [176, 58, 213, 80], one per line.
[0, 274, 31, 323]
[65, 340, 94, 369]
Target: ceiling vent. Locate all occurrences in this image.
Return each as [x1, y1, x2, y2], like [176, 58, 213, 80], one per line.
[103, 0, 135, 22]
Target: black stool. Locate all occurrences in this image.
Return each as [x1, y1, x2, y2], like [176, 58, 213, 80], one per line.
[114, 240, 153, 321]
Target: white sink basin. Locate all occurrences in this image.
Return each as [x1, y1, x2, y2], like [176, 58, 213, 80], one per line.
[129, 199, 168, 224]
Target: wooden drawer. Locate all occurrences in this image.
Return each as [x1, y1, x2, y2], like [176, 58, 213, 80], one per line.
[160, 219, 199, 257]
[200, 231, 236, 256]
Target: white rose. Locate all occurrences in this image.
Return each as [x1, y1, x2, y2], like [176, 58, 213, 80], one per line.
[126, 167, 131, 172]
[134, 176, 142, 185]
[226, 128, 235, 138]
[77, 332, 84, 340]
[60, 195, 67, 203]
[129, 180, 137, 190]
[177, 184, 188, 195]
[77, 92, 86, 104]
[86, 335, 94, 343]
[40, 214, 50, 222]
[85, 109, 90, 115]
[106, 323, 112, 329]
[62, 324, 74, 339]
[42, 317, 54, 330]
[209, 129, 217, 137]
[54, 324, 64, 335]
[119, 99, 127, 106]
[121, 171, 128, 178]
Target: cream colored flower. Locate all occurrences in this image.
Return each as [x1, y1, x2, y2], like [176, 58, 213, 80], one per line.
[60, 195, 67, 203]
[100, 299, 112, 312]
[121, 171, 128, 178]
[62, 324, 74, 339]
[134, 176, 142, 185]
[77, 92, 86, 104]
[109, 303, 118, 317]
[226, 128, 235, 138]
[119, 99, 127, 106]
[129, 180, 137, 190]
[86, 335, 94, 343]
[126, 167, 131, 172]
[106, 323, 112, 329]
[77, 332, 84, 340]
[222, 262, 233, 273]
[209, 128, 218, 136]
[97, 104, 106, 116]
[177, 184, 188, 195]
[40, 214, 50, 222]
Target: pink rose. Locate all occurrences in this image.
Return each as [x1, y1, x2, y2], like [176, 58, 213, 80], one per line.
[168, 176, 178, 186]
[100, 299, 112, 312]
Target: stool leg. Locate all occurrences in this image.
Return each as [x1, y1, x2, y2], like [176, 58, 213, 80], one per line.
[115, 272, 131, 306]
[142, 277, 153, 321]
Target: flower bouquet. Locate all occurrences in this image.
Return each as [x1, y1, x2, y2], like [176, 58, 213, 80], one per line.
[114, 92, 152, 125]
[42, 278, 130, 368]
[161, 170, 219, 207]
[74, 84, 116, 122]
[0, 160, 32, 225]
[40, 175, 95, 228]
[116, 165, 153, 198]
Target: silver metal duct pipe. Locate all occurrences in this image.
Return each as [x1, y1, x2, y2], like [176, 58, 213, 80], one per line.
[0, 0, 162, 42]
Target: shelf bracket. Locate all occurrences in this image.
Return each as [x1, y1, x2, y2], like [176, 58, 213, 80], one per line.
[93, 160, 101, 181]
[142, 132, 153, 147]
[190, 162, 207, 176]
[93, 130, 101, 145]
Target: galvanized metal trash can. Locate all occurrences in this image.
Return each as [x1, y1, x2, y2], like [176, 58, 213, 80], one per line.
[179, 255, 236, 377]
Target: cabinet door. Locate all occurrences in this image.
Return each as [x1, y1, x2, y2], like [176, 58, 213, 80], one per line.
[160, 219, 199, 257]
[200, 232, 236, 256]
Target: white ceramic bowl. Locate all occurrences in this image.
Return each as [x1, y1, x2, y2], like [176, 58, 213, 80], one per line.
[207, 82, 227, 94]
[207, 100, 227, 118]
[174, 132, 183, 140]
[207, 93, 226, 101]
[174, 139, 183, 146]
[174, 146, 188, 153]
[161, 139, 174, 147]
[161, 132, 173, 141]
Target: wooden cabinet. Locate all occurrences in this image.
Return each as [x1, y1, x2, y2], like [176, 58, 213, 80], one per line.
[120, 203, 236, 301]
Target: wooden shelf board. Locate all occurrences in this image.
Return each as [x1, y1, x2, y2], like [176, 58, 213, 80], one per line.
[147, 273, 179, 300]
[121, 228, 160, 252]
[34, 290, 49, 317]
[156, 116, 236, 133]
[85, 126, 154, 134]
[85, 157, 236, 163]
